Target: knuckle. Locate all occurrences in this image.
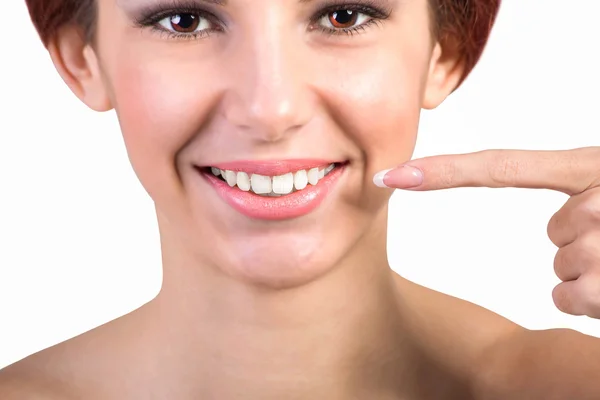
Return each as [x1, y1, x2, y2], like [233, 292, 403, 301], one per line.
[578, 197, 600, 222]
[552, 284, 573, 314]
[582, 275, 600, 316]
[487, 152, 522, 187]
[578, 232, 600, 255]
[437, 160, 459, 188]
[553, 249, 572, 281]
[547, 211, 563, 246]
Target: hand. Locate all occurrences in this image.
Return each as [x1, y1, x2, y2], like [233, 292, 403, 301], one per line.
[374, 147, 600, 318]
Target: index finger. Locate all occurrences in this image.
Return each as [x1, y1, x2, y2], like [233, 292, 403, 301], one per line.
[375, 147, 600, 195]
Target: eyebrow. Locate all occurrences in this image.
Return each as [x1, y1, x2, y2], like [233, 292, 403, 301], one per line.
[119, 0, 396, 14]
[298, 0, 393, 4]
[297, 0, 396, 9]
[121, 0, 387, 7]
[118, 0, 228, 9]
[192, 0, 226, 4]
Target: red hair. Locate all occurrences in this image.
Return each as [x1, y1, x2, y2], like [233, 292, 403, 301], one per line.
[432, 0, 501, 85]
[25, 0, 501, 85]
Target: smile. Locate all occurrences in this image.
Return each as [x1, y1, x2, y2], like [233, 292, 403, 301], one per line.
[209, 163, 337, 196]
[196, 160, 347, 220]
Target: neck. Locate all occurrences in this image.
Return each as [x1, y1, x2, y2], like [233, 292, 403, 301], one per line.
[140, 210, 414, 398]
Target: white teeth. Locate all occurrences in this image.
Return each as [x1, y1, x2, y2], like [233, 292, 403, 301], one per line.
[225, 170, 237, 187]
[294, 170, 308, 190]
[272, 172, 294, 195]
[210, 164, 339, 196]
[307, 168, 319, 185]
[251, 174, 272, 194]
[236, 171, 251, 191]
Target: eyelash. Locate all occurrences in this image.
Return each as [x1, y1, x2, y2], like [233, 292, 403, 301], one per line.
[312, 4, 389, 37]
[134, 4, 221, 40]
[133, 1, 392, 41]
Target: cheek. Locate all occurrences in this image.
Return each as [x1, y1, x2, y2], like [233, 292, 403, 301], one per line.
[106, 54, 219, 199]
[322, 45, 429, 170]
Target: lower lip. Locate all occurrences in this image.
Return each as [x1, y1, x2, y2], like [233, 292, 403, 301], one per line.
[200, 166, 345, 221]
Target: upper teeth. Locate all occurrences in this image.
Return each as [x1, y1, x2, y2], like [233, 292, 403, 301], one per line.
[211, 164, 336, 196]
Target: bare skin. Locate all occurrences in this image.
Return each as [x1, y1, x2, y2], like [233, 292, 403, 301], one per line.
[0, 275, 521, 399]
[4, 0, 600, 398]
[4, 274, 599, 399]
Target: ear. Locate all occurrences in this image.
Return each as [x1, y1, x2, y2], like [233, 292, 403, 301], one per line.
[47, 25, 112, 112]
[422, 39, 466, 110]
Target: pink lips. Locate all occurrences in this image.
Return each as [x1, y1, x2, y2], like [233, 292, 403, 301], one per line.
[198, 159, 346, 221]
[210, 160, 334, 176]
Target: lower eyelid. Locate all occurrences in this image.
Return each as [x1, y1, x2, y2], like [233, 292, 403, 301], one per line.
[149, 25, 214, 40]
[312, 18, 381, 36]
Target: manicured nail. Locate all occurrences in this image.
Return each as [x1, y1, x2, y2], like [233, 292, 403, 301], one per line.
[373, 169, 393, 188]
[373, 165, 423, 189]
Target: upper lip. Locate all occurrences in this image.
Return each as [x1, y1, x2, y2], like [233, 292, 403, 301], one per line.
[199, 159, 345, 176]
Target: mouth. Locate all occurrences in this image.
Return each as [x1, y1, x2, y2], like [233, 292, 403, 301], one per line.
[195, 160, 348, 220]
[204, 162, 339, 196]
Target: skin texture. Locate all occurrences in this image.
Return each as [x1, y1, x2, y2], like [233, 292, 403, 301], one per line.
[2, 0, 600, 398]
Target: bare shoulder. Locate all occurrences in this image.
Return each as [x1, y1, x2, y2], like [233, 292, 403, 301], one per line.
[472, 327, 600, 399]
[0, 314, 152, 400]
[0, 365, 30, 400]
[0, 354, 74, 400]
[397, 275, 523, 355]
[396, 276, 600, 399]
[0, 326, 113, 400]
[395, 276, 525, 392]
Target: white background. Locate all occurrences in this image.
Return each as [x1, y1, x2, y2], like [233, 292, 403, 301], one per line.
[1, 1, 599, 368]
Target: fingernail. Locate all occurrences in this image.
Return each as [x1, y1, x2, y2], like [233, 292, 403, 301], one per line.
[373, 166, 423, 189]
[373, 169, 393, 188]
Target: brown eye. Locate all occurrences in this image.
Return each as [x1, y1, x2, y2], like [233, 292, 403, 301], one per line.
[170, 14, 199, 32]
[327, 10, 358, 29]
[315, 9, 370, 32]
[158, 13, 211, 34]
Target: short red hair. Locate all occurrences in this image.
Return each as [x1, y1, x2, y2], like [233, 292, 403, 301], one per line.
[25, 0, 501, 85]
[433, 0, 501, 85]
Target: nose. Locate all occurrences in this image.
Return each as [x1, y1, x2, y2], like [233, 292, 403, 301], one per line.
[221, 24, 315, 143]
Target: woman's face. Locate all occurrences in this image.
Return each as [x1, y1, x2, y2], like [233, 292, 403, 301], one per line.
[75, 0, 460, 287]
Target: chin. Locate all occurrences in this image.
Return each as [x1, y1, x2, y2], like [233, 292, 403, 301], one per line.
[212, 227, 348, 290]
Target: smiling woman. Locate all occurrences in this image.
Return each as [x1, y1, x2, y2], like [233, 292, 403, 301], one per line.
[4, 0, 600, 399]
